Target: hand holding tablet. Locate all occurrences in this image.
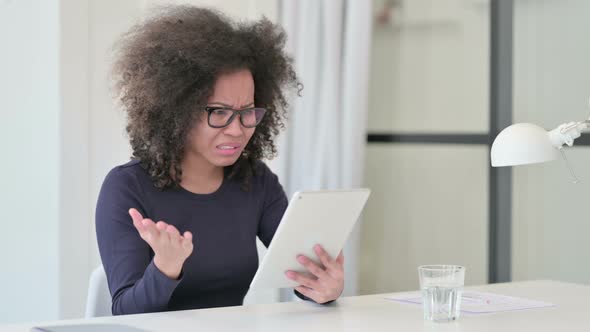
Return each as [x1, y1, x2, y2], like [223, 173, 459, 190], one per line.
[249, 189, 371, 291]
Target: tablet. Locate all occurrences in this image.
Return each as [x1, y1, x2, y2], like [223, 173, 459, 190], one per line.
[249, 188, 370, 290]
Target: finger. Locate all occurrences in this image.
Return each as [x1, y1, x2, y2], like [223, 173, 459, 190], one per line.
[182, 231, 194, 253]
[165, 224, 181, 238]
[129, 208, 144, 228]
[336, 251, 344, 266]
[155, 221, 168, 232]
[297, 255, 329, 280]
[182, 231, 193, 248]
[140, 218, 159, 242]
[285, 271, 317, 289]
[154, 221, 172, 244]
[295, 286, 328, 304]
[314, 244, 338, 271]
[155, 221, 166, 230]
[141, 218, 155, 227]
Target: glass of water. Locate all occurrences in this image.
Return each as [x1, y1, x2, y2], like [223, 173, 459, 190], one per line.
[418, 265, 465, 322]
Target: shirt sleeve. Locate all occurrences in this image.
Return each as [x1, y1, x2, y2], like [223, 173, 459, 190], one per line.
[294, 289, 336, 304]
[95, 166, 182, 315]
[256, 163, 288, 248]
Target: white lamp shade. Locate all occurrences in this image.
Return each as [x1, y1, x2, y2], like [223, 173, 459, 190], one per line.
[491, 123, 559, 167]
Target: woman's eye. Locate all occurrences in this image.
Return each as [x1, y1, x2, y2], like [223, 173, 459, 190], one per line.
[213, 109, 230, 116]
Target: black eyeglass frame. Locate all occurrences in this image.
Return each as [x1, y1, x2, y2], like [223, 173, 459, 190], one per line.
[204, 106, 267, 129]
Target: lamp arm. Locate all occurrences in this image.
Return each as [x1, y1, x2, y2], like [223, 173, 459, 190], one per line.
[548, 119, 590, 148]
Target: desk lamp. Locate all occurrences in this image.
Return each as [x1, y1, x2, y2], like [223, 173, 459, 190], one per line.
[491, 103, 590, 181]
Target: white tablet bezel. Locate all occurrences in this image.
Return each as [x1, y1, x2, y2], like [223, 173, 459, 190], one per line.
[249, 188, 370, 290]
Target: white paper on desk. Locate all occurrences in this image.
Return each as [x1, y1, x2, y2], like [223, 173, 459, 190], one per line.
[385, 291, 554, 314]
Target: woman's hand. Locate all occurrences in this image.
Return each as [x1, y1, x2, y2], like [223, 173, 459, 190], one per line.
[285, 244, 345, 304]
[129, 208, 194, 280]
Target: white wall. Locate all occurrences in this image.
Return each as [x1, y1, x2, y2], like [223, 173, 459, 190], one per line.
[0, 0, 60, 323]
[142, 0, 277, 19]
[86, 0, 144, 281]
[59, 0, 93, 320]
[361, 145, 489, 293]
[368, 0, 489, 134]
[361, 0, 490, 294]
[512, 0, 590, 284]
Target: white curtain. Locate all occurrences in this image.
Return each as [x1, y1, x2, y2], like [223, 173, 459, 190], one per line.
[270, 0, 373, 298]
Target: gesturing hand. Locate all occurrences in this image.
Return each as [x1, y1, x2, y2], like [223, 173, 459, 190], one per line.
[129, 208, 194, 280]
[285, 244, 345, 304]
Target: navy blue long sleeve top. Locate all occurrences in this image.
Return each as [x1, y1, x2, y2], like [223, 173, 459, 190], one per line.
[95, 160, 289, 315]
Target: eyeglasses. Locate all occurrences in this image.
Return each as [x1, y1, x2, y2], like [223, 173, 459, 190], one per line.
[204, 106, 267, 129]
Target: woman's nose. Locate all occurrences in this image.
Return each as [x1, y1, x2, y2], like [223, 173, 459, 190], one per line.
[222, 114, 245, 136]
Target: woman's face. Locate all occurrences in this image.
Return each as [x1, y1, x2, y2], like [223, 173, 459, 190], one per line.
[186, 69, 257, 168]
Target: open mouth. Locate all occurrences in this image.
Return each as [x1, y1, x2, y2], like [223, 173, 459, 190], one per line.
[216, 145, 240, 150]
[216, 144, 241, 155]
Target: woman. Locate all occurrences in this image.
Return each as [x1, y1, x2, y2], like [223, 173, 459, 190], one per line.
[96, 6, 344, 315]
